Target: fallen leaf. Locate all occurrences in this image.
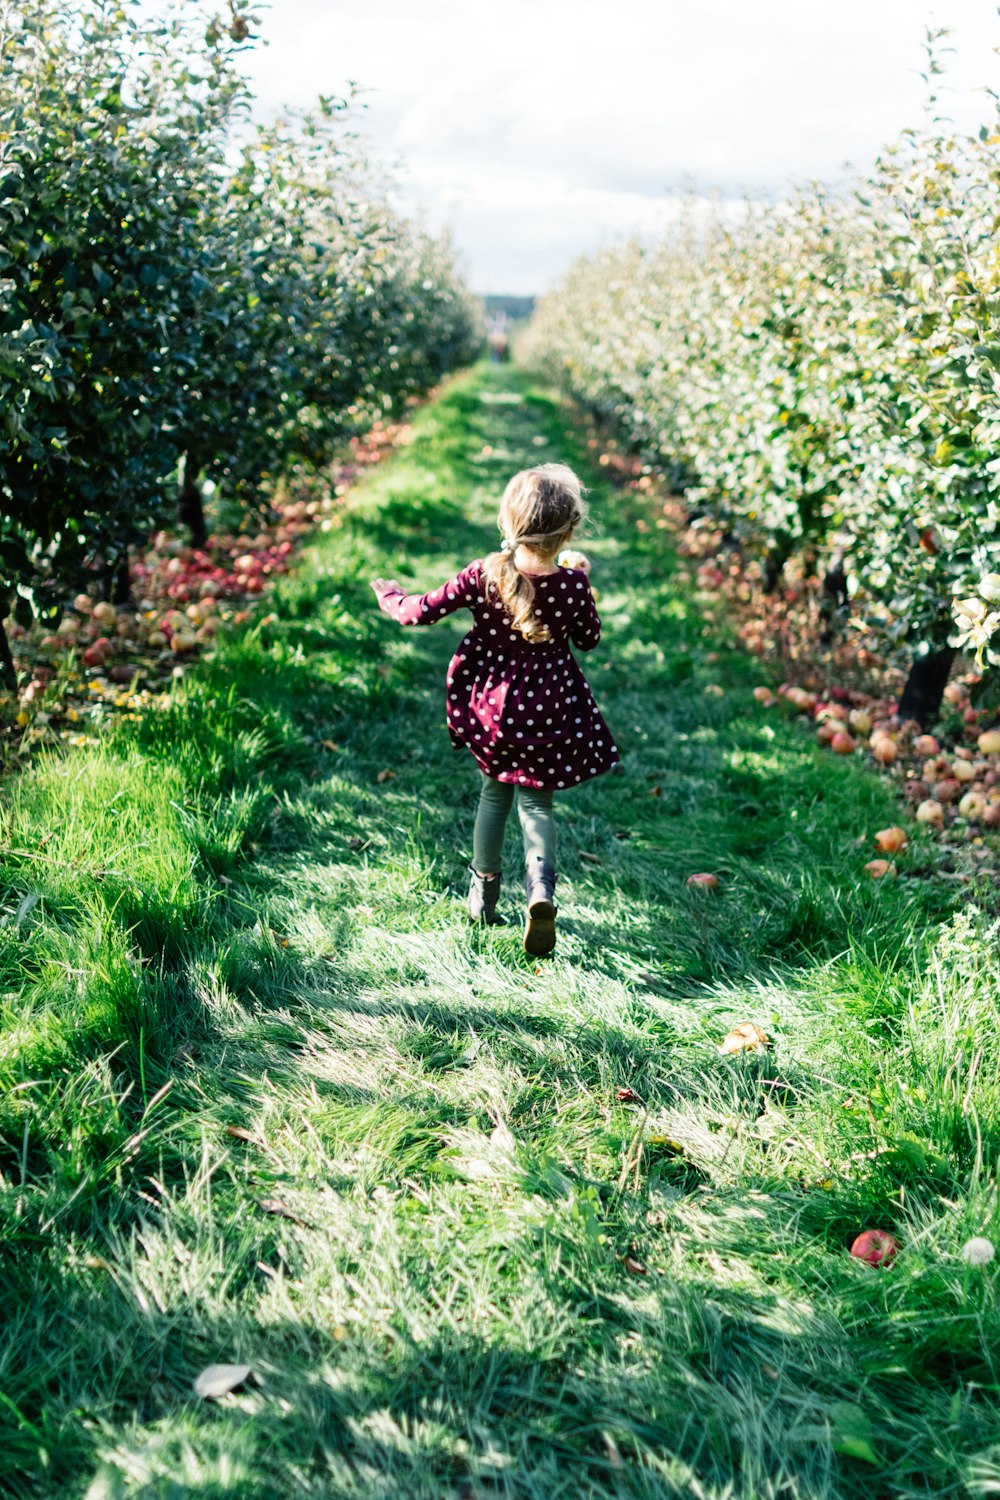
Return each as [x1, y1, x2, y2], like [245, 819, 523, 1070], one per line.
[623, 1253, 648, 1275]
[194, 1363, 254, 1400]
[649, 785, 663, 797]
[645, 1134, 687, 1157]
[255, 1197, 308, 1226]
[225, 1124, 261, 1146]
[579, 851, 602, 865]
[84, 1254, 113, 1272]
[719, 1022, 771, 1055]
[347, 835, 367, 850]
[376, 769, 395, 783]
[321, 739, 339, 751]
[615, 1087, 642, 1104]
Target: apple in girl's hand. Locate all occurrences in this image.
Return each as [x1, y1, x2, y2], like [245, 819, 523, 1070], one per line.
[557, 549, 591, 574]
[370, 578, 401, 597]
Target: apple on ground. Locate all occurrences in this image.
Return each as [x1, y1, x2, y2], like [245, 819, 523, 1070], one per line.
[831, 731, 857, 755]
[871, 736, 897, 765]
[850, 1229, 898, 1267]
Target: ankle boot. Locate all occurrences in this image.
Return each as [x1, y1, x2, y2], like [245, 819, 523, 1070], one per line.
[523, 860, 557, 956]
[468, 867, 502, 924]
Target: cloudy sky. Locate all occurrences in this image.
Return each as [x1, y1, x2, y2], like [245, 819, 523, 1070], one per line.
[238, 0, 1000, 296]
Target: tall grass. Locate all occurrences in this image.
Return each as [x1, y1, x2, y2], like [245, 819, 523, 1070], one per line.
[1, 363, 998, 1498]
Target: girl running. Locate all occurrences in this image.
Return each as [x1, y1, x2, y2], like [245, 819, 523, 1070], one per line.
[371, 462, 618, 955]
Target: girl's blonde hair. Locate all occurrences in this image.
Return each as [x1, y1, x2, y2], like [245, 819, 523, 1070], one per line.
[483, 463, 587, 643]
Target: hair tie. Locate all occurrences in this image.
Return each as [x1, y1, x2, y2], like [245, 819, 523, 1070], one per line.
[500, 536, 519, 554]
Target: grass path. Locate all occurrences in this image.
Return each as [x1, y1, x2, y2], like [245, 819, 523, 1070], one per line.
[3, 362, 1000, 1499]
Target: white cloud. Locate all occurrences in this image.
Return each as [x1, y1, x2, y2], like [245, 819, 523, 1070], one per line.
[237, 0, 1000, 293]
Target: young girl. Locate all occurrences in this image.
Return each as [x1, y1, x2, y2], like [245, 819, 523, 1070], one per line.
[371, 462, 618, 955]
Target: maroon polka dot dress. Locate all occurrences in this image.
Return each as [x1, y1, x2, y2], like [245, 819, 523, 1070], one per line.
[376, 560, 619, 790]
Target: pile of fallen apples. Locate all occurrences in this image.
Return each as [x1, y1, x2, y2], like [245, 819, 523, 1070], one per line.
[751, 679, 1000, 855]
[2, 415, 414, 750]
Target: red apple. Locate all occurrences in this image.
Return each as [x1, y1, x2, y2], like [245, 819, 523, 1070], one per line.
[850, 1229, 898, 1267]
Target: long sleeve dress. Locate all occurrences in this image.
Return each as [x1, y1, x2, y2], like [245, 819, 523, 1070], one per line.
[375, 559, 619, 791]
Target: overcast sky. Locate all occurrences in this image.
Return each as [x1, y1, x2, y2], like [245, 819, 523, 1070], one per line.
[238, 1, 1000, 296]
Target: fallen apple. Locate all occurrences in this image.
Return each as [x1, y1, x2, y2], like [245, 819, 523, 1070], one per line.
[874, 827, 908, 854]
[913, 734, 939, 757]
[831, 731, 857, 755]
[864, 858, 897, 879]
[978, 729, 1000, 756]
[850, 1229, 898, 1267]
[687, 872, 720, 890]
[934, 778, 962, 804]
[916, 799, 945, 825]
[959, 790, 986, 819]
[82, 637, 112, 667]
[871, 736, 897, 765]
[951, 760, 975, 783]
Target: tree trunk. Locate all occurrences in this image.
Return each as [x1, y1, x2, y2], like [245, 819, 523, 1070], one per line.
[819, 550, 848, 643]
[822, 551, 848, 610]
[111, 549, 132, 607]
[0, 617, 15, 688]
[897, 646, 955, 727]
[178, 451, 207, 546]
[762, 534, 793, 593]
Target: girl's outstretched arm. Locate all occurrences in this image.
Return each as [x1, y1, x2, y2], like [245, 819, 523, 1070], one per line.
[568, 571, 602, 651]
[371, 561, 481, 625]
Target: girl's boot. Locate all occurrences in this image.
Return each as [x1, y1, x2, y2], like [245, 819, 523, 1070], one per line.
[523, 860, 557, 956]
[468, 867, 502, 924]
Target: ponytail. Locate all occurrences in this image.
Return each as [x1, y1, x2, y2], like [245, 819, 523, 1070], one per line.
[483, 463, 587, 644]
[483, 547, 549, 643]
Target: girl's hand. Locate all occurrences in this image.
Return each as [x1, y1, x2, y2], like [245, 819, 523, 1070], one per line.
[371, 578, 402, 597]
[557, 548, 591, 575]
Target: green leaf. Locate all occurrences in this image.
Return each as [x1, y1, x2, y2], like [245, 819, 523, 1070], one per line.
[829, 1402, 880, 1466]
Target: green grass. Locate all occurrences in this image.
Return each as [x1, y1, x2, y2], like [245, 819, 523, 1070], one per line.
[2, 361, 1000, 1499]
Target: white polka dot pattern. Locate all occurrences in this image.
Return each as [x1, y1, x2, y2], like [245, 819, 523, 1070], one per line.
[376, 559, 619, 788]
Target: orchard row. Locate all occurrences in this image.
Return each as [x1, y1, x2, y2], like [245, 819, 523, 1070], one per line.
[0, 0, 481, 675]
[523, 31, 1000, 725]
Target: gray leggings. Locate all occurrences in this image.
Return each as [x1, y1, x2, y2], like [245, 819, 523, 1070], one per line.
[472, 773, 556, 873]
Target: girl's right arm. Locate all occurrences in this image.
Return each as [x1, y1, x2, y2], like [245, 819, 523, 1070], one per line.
[372, 561, 481, 626]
